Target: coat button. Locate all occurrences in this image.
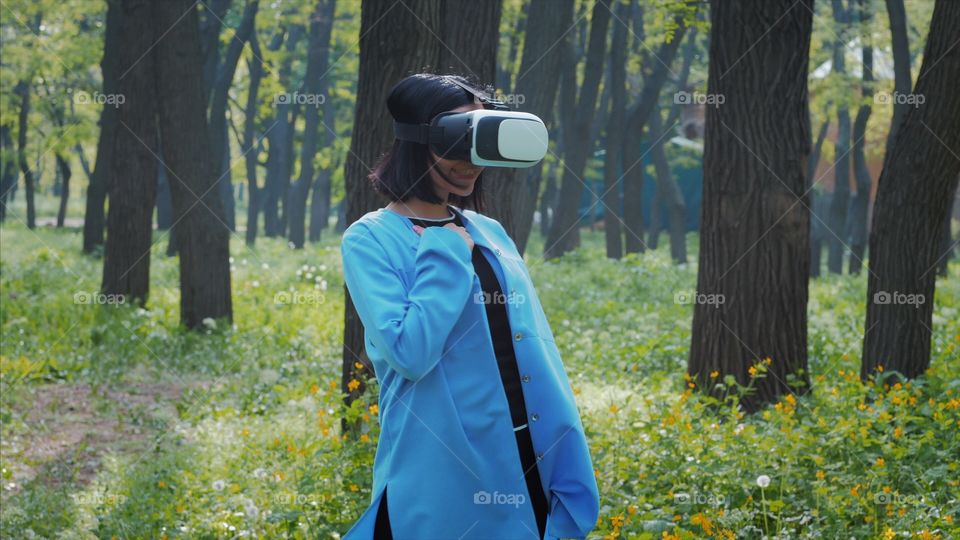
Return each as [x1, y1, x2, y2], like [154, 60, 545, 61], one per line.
[495, 248, 502, 256]
[531, 413, 539, 422]
[536, 452, 544, 460]
[521, 374, 531, 383]
[514, 331, 523, 341]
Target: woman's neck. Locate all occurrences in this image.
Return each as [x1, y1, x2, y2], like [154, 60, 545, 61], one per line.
[387, 198, 453, 219]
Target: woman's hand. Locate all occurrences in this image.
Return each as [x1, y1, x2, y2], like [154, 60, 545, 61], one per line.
[412, 223, 474, 251]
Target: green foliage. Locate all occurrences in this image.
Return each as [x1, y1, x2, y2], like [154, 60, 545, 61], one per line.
[1, 223, 957, 538]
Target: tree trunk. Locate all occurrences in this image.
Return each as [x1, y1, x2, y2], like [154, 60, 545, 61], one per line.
[508, 0, 574, 254]
[209, 0, 258, 235]
[847, 0, 873, 275]
[83, 0, 121, 253]
[689, 0, 814, 413]
[827, 0, 851, 274]
[0, 126, 17, 222]
[153, 0, 233, 328]
[101, 0, 157, 304]
[621, 18, 688, 255]
[544, 0, 612, 260]
[55, 154, 71, 227]
[15, 81, 36, 230]
[808, 117, 831, 278]
[883, 0, 911, 160]
[308, 83, 336, 242]
[436, 0, 509, 229]
[648, 108, 688, 264]
[264, 26, 303, 237]
[244, 33, 264, 246]
[341, 0, 442, 428]
[288, 0, 336, 249]
[862, 0, 960, 380]
[601, 0, 630, 259]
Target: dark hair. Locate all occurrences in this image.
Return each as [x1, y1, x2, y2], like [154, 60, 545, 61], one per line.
[368, 73, 488, 211]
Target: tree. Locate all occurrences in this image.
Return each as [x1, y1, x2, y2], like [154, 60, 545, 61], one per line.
[153, 0, 233, 327]
[500, 0, 573, 254]
[846, 0, 874, 275]
[601, 0, 631, 259]
[287, 0, 336, 249]
[544, 0, 612, 260]
[826, 0, 851, 274]
[688, 0, 814, 413]
[883, 0, 911, 159]
[100, 0, 157, 304]
[243, 32, 264, 246]
[82, 0, 120, 253]
[14, 80, 36, 229]
[341, 0, 442, 426]
[861, 0, 960, 380]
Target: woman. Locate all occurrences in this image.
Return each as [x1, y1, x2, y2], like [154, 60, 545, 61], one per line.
[341, 74, 599, 540]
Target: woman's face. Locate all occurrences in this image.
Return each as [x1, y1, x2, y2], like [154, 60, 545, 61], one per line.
[427, 97, 485, 199]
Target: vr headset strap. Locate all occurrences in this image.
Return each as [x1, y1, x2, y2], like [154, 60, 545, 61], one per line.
[393, 122, 429, 143]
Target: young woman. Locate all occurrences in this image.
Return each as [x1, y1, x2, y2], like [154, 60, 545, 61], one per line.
[341, 74, 599, 540]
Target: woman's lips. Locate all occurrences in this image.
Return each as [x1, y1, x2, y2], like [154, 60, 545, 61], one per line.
[451, 169, 479, 181]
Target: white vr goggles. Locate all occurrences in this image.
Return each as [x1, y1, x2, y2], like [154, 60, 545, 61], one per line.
[394, 106, 549, 168]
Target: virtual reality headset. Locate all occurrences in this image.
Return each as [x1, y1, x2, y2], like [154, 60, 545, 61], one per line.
[392, 78, 548, 168]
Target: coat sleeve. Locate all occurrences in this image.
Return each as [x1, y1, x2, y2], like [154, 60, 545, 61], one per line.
[341, 223, 476, 382]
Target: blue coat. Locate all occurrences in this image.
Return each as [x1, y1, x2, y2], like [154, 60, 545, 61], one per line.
[340, 205, 599, 540]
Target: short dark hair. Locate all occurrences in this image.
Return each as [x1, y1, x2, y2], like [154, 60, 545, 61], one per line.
[368, 73, 488, 211]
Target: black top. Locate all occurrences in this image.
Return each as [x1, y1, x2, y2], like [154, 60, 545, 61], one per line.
[404, 207, 549, 539]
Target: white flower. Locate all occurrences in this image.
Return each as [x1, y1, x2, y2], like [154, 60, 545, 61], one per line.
[756, 475, 771, 488]
[212, 479, 226, 491]
[202, 317, 217, 330]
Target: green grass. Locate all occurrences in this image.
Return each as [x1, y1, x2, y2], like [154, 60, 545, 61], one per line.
[1, 217, 958, 539]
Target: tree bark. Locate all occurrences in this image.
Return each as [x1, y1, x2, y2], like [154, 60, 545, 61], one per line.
[264, 26, 303, 237]
[827, 0, 851, 274]
[341, 0, 442, 427]
[621, 18, 688, 254]
[0, 126, 16, 221]
[101, 0, 157, 304]
[544, 0, 612, 260]
[153, 0, 233, 328]
[244, 32, 264, 246]
[288, 0, 336, 249]
[601, 0, 630, 259]
[862, 0, 960, 380]
[508, 0, 574, 254]
[83, 0, 121, 253]
[55, 154, 71, 227]
[689, 0, 814, 413]
[808, 117, 831, 278]
[847, 0, 873, 275]
[15, 81, 36, 230]
[883, 0, 911, 160]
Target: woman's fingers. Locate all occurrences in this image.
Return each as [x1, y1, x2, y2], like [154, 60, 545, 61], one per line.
[442, 223, 475, 251]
